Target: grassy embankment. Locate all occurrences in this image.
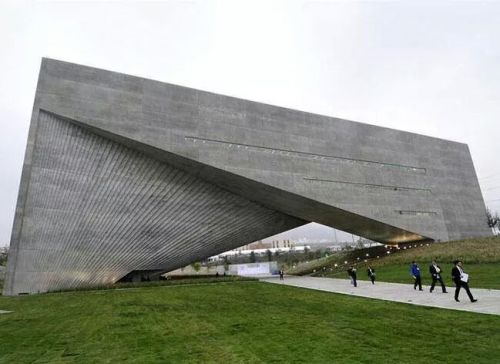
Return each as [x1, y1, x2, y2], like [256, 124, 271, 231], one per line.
[0, 274, 252, 296]
[291, 236, 500, 289]
[1, 280, 500, 363]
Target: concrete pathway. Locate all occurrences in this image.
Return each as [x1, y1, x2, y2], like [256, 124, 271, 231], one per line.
[0, 310, 12, 314]
[261, 276, 500, 316]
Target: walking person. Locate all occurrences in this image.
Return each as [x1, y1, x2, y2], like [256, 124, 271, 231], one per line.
[279, 267, 284, 281]
[347, 265, 357, 287]
[451, 260, 477, 303]
[410, 261, 423, 291]
[429, 260, 447, 293]
[367, 265, 376, 284]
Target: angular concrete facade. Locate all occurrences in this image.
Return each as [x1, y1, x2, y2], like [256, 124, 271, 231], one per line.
[3, 59, 491, 295]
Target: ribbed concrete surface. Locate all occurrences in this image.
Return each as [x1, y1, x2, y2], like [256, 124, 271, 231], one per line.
[5, 112, 303, 294]
[261, 276, 500, 316]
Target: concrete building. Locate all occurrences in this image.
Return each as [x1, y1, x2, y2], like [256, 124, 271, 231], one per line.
[271, 240, 292, 249]
[3, 58, 491, 295]
[234, 240, 271, 251]
[236, 239, 292, 251]
[209, 245, 309, 262]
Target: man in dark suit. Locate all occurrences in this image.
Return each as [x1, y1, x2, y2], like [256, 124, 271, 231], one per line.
[451, 260, 477, 303]
[367, 266, 376, 285]
[347, 266, 357, 287]
[429, 260, 447, 293]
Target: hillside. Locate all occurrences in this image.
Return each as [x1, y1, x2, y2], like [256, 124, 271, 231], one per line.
[289, 236, 500, 289]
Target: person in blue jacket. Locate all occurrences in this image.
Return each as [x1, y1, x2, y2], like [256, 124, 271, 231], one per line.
[410, 261, 423, 291]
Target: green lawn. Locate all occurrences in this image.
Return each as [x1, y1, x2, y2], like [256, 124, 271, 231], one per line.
[1, 281, 500, 363]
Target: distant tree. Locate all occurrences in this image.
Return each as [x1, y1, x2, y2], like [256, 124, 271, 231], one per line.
[249, 251, 257, 263]
[266, 249, 272, 262]
[487, 208, 500, 234]
[0, 246, 8, 266]
[191, 261, 201, 273]
[304, 246, 315, 260]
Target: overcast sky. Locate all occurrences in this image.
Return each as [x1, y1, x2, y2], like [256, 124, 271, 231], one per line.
[1, 0, 499, 247]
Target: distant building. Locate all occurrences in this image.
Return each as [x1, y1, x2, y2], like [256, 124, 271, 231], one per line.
[271, 240, 293, 249]
[328, 245, 343, 252]
[228, 239, 293, 254]
[236, 240, 271, 251]
[209, 244, 310, 261]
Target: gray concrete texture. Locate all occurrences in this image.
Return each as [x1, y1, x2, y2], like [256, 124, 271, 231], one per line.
[3, 58, 491, 295]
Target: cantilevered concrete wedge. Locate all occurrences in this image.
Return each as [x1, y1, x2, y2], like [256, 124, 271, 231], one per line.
[3, 59, 491, 295]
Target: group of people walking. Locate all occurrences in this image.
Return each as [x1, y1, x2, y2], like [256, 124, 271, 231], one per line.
[347, 265, 376, 287]
[410, 260, 477, 302]
[347, 259, 477, 303]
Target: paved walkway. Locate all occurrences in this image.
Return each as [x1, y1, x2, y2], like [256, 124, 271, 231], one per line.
[0, 310, 12, 314]
[261, 276, 500, 316]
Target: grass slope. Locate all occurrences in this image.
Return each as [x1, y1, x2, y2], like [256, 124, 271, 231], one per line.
[364, 236, 500, 265]
[348, 263, 500, 289]
[1, 281, 500, 363]
[296, 236, 500, 289]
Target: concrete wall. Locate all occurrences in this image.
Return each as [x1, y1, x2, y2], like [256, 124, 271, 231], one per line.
[4, 111, 302, 295]
[167, 262, 278, 276]
[3, 58, 491, 295]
